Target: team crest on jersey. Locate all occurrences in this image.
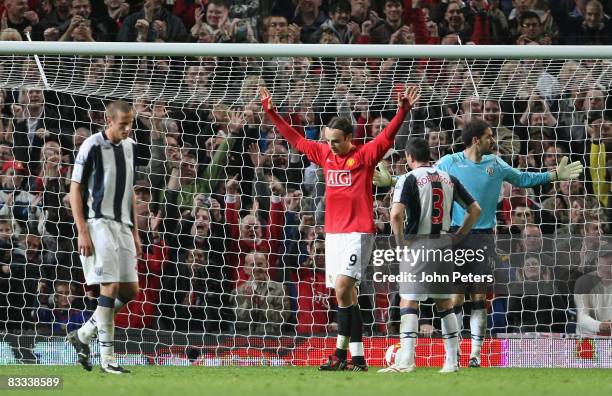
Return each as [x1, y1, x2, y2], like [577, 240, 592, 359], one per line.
[327, 170, 352, 186]
[347, 158, 355, 167]
[486, 166, 495, 176]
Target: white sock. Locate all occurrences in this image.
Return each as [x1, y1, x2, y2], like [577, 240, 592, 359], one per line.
[96, 304, 115, 362]
[349, 342, 364, 357]
[398, 309, 418, 367]
[77, 297, 127, 344]
[77, 311, 97, 343]
[441, 311, 459, 366]
[470, 308, 486, 359]
[336, 335, 349, 350]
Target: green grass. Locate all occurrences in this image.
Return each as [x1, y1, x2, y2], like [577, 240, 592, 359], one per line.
[2, 366, 611, 396]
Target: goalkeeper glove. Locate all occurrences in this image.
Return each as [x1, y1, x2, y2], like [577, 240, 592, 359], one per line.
[373, 162, 397, 187]
[552, 156, 584, 181]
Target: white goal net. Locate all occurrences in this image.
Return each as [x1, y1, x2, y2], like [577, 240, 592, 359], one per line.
[0, 43, 610, 368]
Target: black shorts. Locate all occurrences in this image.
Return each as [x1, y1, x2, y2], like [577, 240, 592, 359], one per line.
[450, 228, 496, 293]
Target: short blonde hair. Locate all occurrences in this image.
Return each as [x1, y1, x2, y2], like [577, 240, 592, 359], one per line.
[106, 100, 133, 120]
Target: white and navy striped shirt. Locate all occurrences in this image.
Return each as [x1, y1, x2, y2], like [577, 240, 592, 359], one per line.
[72, 132, 137, 226]
[393, 166, 474, 235]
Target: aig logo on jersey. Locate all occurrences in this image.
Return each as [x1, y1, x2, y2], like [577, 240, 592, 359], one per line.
[486, 166, 495, 176]
[327, 170, 352, 186]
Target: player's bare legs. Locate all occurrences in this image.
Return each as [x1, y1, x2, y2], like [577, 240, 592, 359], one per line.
[452, 292, 486, 368]
[320, 275, 366, 371]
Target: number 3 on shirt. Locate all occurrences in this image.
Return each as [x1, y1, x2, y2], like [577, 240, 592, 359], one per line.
[431, 187, 444, 225]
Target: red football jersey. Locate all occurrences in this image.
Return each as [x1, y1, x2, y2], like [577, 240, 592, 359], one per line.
[264, 102, 408, 233]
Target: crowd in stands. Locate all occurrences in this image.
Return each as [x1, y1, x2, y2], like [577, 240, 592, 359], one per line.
[0, 0, 611, 338]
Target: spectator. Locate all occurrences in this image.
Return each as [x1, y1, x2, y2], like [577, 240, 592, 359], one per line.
[507, 0, 539, 40]
[233, 252, 290, 334]
[509, 224, 555, 276]
[229, 0, 260, 35]
[36, 280, 90, 335]
[426, 126, 449, 162]
[225, 176, 286, 285]
[0, 160, 41, 230]
[11, 87, 61, 171]
[585, 115, 612, 208]
[0, 141, 14, 170]
[317, 0, 354, 44]
[39, 0, 72, 33]
[0, 216, 33, 332]
[293, 0, 328, 44]
[205, 0, 230, 30]
[72, 127, 91, 156]
[55, 0, 118, 42]
[552, 0, 612, 45]
[261, 13, 293, 43]
[368, 0, 404, 44]
[117, 0, 187, 42]
[506, 254, 568, 333]
[574, 247, 612, 336]
[102, 0, 130, 30]
[350, 0, 372, 25]
[3, 0, 41, 40]
[514, 10, 552, 45]
[438, 0, 490, 44]
[294, 234, 337, 335]
[482, 99, 520, 163]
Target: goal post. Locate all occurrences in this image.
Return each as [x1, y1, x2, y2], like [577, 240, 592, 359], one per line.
[0, 42, 610, 368]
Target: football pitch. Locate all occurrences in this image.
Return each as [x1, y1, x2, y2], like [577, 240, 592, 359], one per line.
[2, 366, 611, 396]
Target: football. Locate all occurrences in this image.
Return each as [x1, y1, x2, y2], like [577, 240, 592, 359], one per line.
[384, 343, 402, 367]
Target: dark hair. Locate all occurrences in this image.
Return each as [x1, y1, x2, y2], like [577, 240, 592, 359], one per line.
[520, 11, 541, 25]
[208, 0, 230, 9]
[404, 137, 430, 163]
[385, 0, 403, 6]
[330, 0, 351, 14]
[327, 117, 353, 136]
[461, 119, 490, 148]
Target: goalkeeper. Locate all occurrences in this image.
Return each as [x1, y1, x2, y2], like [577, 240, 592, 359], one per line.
[374, 118, 583, 367]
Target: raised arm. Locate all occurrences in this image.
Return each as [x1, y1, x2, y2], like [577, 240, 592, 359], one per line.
[260, 87, 325, 165]
[501, 156, 583, 187]
[363, 86, 420, 166]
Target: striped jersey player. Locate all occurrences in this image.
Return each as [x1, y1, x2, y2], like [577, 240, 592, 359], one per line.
[381, 137, 480, 374]
[260, 86, 420, 371]
[67, 100, 141, 375]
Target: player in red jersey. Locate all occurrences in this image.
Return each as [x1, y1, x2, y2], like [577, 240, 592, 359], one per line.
[260, 85, 419, 371]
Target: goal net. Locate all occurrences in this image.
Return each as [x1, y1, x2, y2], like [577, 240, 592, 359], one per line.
[0, 43, 610, 368]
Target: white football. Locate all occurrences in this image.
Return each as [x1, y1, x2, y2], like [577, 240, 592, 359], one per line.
[384, 343, 402, 367]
